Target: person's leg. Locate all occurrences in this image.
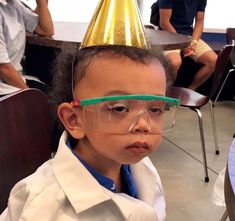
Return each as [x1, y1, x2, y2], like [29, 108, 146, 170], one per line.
[189, 40, 218, 90]
[163, 49, 182, 83]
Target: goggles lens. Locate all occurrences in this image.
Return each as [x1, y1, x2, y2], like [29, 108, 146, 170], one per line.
[72, 95, 179, 134]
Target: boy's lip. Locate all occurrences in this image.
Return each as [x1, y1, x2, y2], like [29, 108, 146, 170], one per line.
[126, 142, 149, 150]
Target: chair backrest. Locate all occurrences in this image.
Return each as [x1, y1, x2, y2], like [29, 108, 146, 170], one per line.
[226, 28, 235, 67]
[209, 44, 234, 98]
[231, 46, 235, 67]
[0, 89, 52, 213]
[226, 28, 235, 45]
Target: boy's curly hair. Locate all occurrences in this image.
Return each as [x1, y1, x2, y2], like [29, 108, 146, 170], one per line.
[50, 45, 171, 108]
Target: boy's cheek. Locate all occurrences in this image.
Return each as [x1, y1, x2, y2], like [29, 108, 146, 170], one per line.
[149, 135, 163, 153]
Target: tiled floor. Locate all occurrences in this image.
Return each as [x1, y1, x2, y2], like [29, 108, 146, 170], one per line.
[150, 101, 235, 221]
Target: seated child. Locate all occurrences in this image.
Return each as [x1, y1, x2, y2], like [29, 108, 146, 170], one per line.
[0, 45, 179, 221]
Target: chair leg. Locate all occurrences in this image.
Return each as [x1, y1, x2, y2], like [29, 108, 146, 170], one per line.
[209, 100, 219, 155]
[213, 69, 234, 106]
[194, 108, 209, 182]
[220, 209, 228, 221]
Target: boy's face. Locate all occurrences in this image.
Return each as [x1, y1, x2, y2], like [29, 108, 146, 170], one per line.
[60, 55, 166, 166]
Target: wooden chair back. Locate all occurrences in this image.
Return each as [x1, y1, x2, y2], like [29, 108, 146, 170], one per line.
[231, 46, 235, 67]
[226, 28, 235, 45]
[209, 45, 234, 98]
[0, 89, 52, 213]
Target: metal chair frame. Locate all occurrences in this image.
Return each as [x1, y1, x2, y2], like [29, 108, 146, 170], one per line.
[168, 45, 234, 182]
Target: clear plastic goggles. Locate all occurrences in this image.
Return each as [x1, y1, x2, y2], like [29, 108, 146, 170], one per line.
[72, 94, 180, 134]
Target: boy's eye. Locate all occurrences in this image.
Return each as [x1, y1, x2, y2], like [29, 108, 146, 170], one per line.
[107, 103, 129, 113]
[149, 106, 164, 115]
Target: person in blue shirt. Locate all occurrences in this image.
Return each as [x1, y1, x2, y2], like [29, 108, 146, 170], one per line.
[158, 0, 218, 90]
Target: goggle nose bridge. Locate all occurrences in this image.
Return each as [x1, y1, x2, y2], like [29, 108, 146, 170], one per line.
[128, 109, 151, 132]
[136, 109, 148, 118]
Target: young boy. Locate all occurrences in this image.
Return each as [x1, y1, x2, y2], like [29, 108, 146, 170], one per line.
[0, 45, 179, 221]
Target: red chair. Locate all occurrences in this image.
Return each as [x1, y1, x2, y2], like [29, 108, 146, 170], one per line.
[168, 45, 234, 182]
[0, 89, 52, 213]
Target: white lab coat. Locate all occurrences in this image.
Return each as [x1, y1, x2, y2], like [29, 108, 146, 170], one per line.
[0, 132, 166, 221]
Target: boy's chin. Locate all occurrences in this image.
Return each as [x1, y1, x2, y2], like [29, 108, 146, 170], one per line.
[122, 156, 147, 165]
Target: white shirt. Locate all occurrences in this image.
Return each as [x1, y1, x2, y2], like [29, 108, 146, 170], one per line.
[0, 132, 166, 221]
[0, 0, 38, 94]
[0, 0, 7, 6]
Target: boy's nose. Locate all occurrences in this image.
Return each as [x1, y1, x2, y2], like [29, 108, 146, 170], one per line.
[129, 111, 151, 133]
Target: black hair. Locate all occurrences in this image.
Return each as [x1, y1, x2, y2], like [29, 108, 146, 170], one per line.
[50, 45, 171, 107]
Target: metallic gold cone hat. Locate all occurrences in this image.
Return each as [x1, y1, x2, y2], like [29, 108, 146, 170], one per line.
[80, 0, 149, 49]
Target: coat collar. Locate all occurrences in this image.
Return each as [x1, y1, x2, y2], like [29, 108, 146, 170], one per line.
[53, 132, 111, 214]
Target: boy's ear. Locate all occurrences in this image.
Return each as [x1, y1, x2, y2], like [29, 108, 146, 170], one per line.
[57, 103, 85, 139]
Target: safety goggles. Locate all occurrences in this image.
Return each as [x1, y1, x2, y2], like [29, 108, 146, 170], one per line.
[72, 94, 180, 134]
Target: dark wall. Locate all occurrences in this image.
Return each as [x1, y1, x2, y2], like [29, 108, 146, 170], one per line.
[24, 44, 60, 86]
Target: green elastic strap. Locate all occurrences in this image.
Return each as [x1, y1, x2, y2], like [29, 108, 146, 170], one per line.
[78, 94, 180, 106]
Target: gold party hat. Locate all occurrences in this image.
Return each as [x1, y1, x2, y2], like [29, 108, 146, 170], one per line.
[80, 0, 149, 49]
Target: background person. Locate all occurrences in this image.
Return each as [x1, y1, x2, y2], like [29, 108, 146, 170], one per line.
[158, 0, 217, 90]
[0, 0, 54, 95]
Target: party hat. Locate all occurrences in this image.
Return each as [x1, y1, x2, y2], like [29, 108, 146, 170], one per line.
[80, 0, 149, 49]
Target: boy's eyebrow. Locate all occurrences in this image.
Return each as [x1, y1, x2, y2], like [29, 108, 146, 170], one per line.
[103, 91, 165, 96]
[103, 91, 130, 96]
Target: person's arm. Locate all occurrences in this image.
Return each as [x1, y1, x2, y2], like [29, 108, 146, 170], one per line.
[159, 8, 176, 33]
[0, 17, 28, 90]
[33, 0, 54, 37]
[183, 11, 205, 57]
[0, 63, 28, 89]
[191, 11, 204, 43]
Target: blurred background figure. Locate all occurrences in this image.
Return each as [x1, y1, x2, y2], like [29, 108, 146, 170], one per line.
[0, 0, 54, 96]
[158, 0, 217, 90]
